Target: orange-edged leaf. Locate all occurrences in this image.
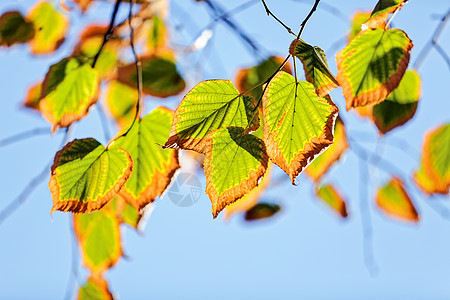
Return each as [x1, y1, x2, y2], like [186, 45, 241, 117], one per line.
[115, 195, 142, 230]
[306, 118, 348, 182]
[244, 203, 281, 221]
[262, 71, 339, 184]
[0, 11, 35, 47]
[39, 57, 99, 132]
[50, 138, 133, 214]
[74, 203, 122, 274]
[414, 161, 449, 195]
[71, 0, 94, 13]
[289, 39, 339, 97]
[105, 81, 138, 128]
[316, 184, 348, 218]
[364, 0, 408, 29]
[112, 107, 180, 211]
[27, 1, 68, 54]
[78, 275, 113, 300]
[146, 15, 166, 53]
[336, 28, 413, 110]
[376, 177, 419, 223]
[348, 11, 372, 42]
[202, 127, 269, 218]
[117, 54, 185, 98]
[422, 124, 450, 191]
[23, 81, 42, 111]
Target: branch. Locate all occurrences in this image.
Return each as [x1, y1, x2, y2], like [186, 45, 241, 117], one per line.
[0, 127, 51, 148]
[290, 0, 348, 24]
[297, 0, 320, 39]
[260, 0, 296, 36]
[96, 106, 111, 143]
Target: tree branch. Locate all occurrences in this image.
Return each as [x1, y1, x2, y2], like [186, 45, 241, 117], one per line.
[260, 0, 296, 36]
[297, 0, 320, 39]
[0, 127, 52, 148]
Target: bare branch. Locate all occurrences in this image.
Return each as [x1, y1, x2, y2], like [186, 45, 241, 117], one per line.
[260, 0, 296, 36]
[0, 127, 51, 148]
[297, 0, 320, 39]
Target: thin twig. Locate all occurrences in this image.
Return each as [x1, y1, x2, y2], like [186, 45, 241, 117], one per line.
[290, 0, 348, 24]
[260, 0, 296, 36]
[0, 127, 51, 148]
[96, 106, 111, 142]
[297, 0, 320, 39]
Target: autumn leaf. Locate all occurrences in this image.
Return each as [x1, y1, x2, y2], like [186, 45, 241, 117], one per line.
[147, 15, 166, 53]
[376, 177, 419, 223]
[413, 161, 449, 195]
[27, 1, 68, 54]
[364, 0, 408, 28]
[262, 71, 338, 184]
[202, 127, 268, 218]
[78, 275, 113, 300]
[23, 81, 42, 111]
[165, 79, 258, 152]
[49, 138, 133, 214]
[71, 0, 95, 13]
[0, 11, 34, 47]
[115, 195, 143, 230]
[39, 57, 99, 132]
[245, 203, 281, 221]
[112, 107, 180, 211]
[348, 11, 372, 42]
[289, 39, 339, 97]
[316, 184, 348, 218]
[336, 28, 413, 110]
[105, 81, 138, 128]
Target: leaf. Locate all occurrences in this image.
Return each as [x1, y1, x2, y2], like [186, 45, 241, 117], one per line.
[422, 124, 450, 191]
[364, 0, 408, 28]
[165, 79, 258, 152]
[23, 81, 42, 111]
[262, 71, 339, 184]
[413, 162, 449, 195]
[289, 39, 339, 97]
[306, 118, 348, 182]
[74, 203, 122, 274]
[105, 81, 138, 128]
[117, 54, 185, 98]
[115, 195, 142, 229]
[39, 57, 100, 132]
[348, 11, 371, 42]
[78, 275, 113, 300]
[235, 56, 291, 101]
[49, 138, 133, 214]
[336, 28, 413, 110]
[316, 184, 348, 218]
[244, 203, 281, 221]
[27, 1, 68, 54]
[147, 15, 166, 53]
[376, 177, 419, 223]
[112, 107, 180, 211]
[202, 127, 269, 218]
[0, 11, 35, 47]
[71, 0, 95, 13]
[372, 69, 420, 134]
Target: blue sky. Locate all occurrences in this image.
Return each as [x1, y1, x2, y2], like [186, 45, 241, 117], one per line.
[0, 0, 450, 299]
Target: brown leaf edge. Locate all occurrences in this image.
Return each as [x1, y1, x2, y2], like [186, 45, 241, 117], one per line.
[373, 102, 418, 135]
[336, 29, 413, 110]
[77, 275, 114, 300]
[422, 125, 450, 190]
[413, 165, 450, 195]
[50, 139, 134, 214]
[363, 0, 407, 29]
[316, 184, 348, 218]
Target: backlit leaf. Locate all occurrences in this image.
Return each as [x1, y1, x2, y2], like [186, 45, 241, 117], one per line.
[78, 275, 113, 300]
[262, 71, 338, 184]
[117, 54, 185, 98]
[372, 69, 420, 134]
[74, 203, 122, 274]
[348, 11, 371, 42]
[115, 195, 142, 229]
[23, 81, 42, 111]
[289, 39, 339, 97]
[165, 80, 258, 152]
[316, 184, 348, 218]
[202, 127, 268, 218]
[113, 107, 180, 211]
[49, 138, 133, 214]
[306, 118, 348, 182]
[245, 203, 281, 221]
[105, 81, 138, 128]
[0, 11, 34, 47]
[364, 0, 408, 28]
[39, 57, 99, 131]
[27, 1, 68, 54]
[376, 177, 419, 223]
[147, 15, 166, 53]
[336, 28, 413, 110]
[413, 162, 449, 195]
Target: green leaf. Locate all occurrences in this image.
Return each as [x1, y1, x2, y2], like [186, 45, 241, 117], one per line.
[50, 138, 133, 214]
[316, 184, 348, 218]
[289, 39, 339, 97]
[244, 203, 281, 221]
[414, 161, 449, 195]
[115, 195, 142, 229]
[0, 11, 35, 47]
[117, 54, 185, 98]
[147, 15, 166, 52]
[262, 71, 339, 184]
[203, 127, 268, 218]
[348, 11, 371, 42]
[78, 275, 113, 300]
[74, 203, 122, 274]
[112, 107, 180, 210]
[422, 124, 450, 191]
[39, 57, 99, 131]
[336, 28, 413, 110]
[364, 0, 408, 28]
[27, 1, 68, 54]
[376, 177, 419, 223]
[105, 81, 138, 128]
[372, 70, 420, 134]
[165, 79, 258, 152]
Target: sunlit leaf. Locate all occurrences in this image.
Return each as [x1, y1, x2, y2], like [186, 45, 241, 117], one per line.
[23, 81, 42, 111]
[364, 0, 408, 28]
[244, 203, 281, 221]
[336, 28, 413, 110]
[115, 195, 142, 229]
[39, 57, 99, 131]
[0, 11, 34, 47]
[117, 54, 185, 98]
[289, 39, 339, 97]
[203, 127, 268, 218]
[262, 71, 338, 184]
[105, 81, 138, 128]
[316, 184, 348, 218]
[348, 11, 371, 42]
[74, 203, 122, 274]
[49, 138, 133, 214]
[422, 124, 450, 191]
[78, 275, 113, 300]
[165, 80, 258, 152]
[413, 161, 449, 195]
[113, 107, 180, 211]
[27, 1, 68, 54]
[235, 56, 291, 101]
[376, 177, 419, 223]
[147, 15, 166, 53]
[372, 70, 420, 134]
[306, 118, 348, 182]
